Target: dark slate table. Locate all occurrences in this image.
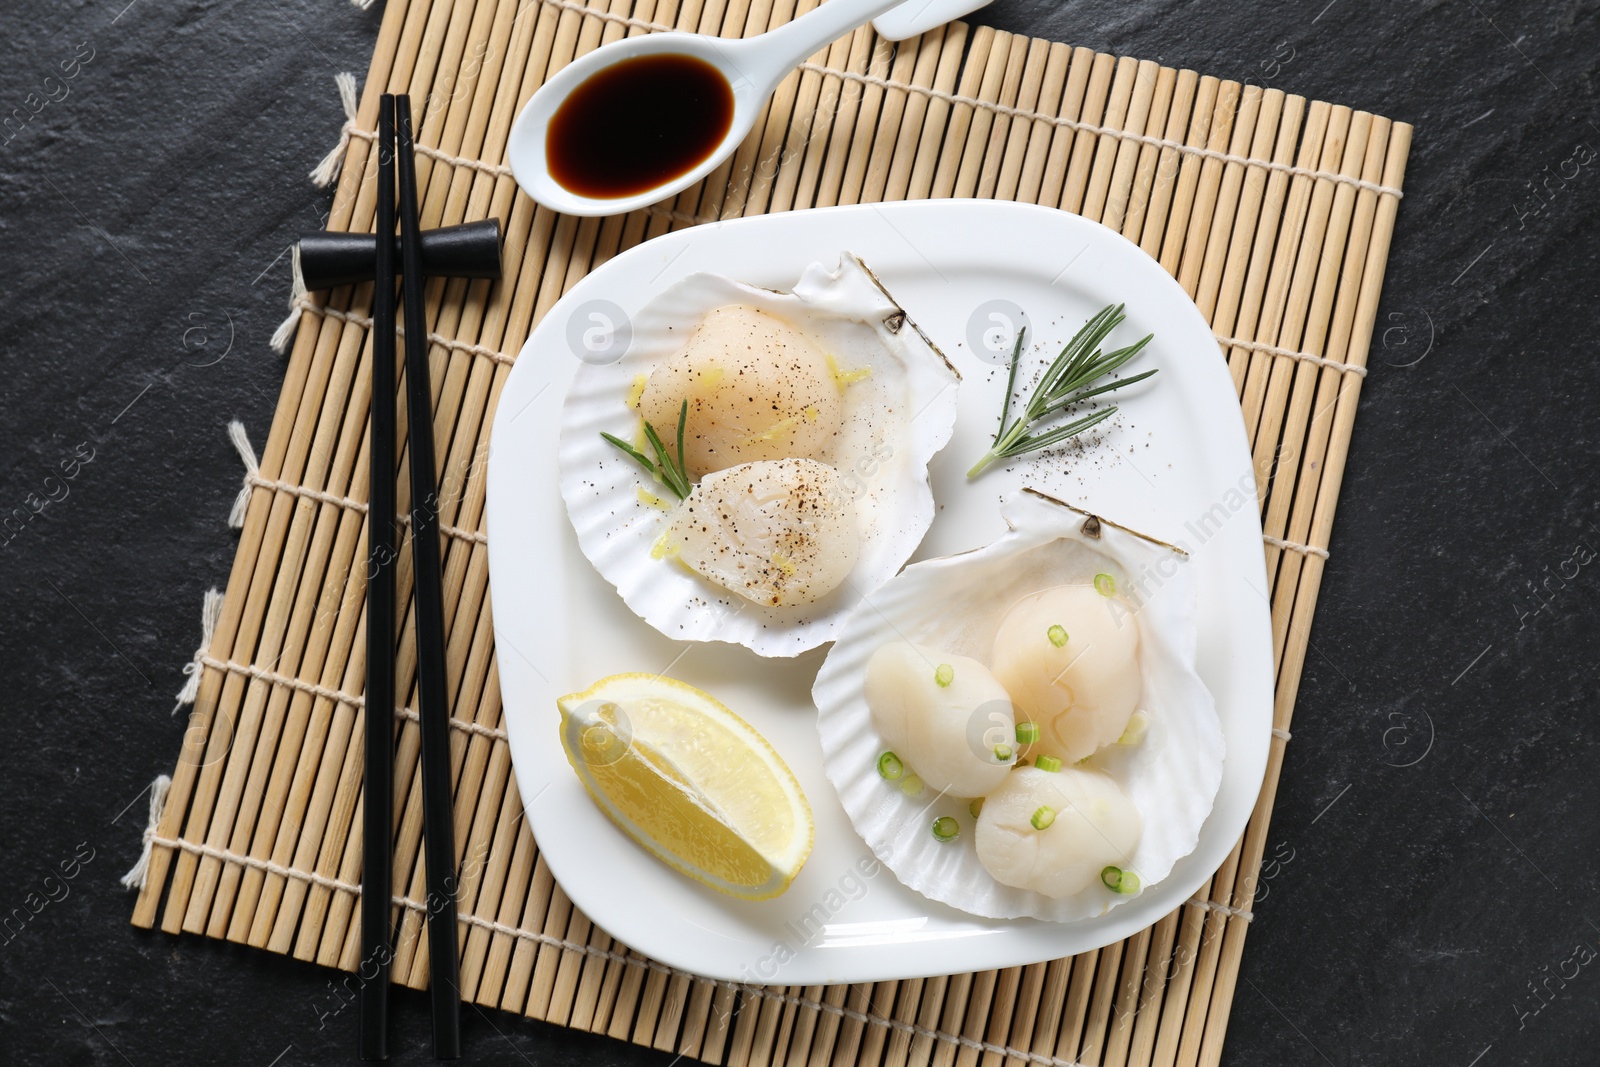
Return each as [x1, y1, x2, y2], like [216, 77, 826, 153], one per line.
[2, 0, 1596, 1063]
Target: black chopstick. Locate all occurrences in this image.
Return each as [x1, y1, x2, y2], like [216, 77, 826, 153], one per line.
[394, 93, 463, 1061]
[359, 93, 398, 1063]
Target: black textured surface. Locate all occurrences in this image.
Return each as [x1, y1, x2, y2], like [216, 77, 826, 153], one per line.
[2, 1, 1597, 1064]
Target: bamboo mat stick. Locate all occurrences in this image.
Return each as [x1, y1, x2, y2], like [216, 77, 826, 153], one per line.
[881, 26, 950, 202]
[1080, 946, 1125, 1065]
[993, 39, 1051, 202]
[1123, 911, 1181, 1067]
[846, 26, 921, 204]
[780, 984, 826, 1067]
[880, 978, 923, 1067]
[1147, 896, 1210, 1066]
[786, 28, 861, 210]
[1190, 84, 1262, 320]
[948, 30, 1013, 199]
[1057, 53, 1115, 215]
[902, 22, 969, 202]
[1236, 100, 1331, 459]
[767, 17, 835, 213]
[1257, 110, 1371, 643]
[1246, 105, 1350, 548]
[1117, 64, 1174, 242]
[1080, 56, 1138, 222]
[952, 970, 998, 1067]
[1205, 88, 1285, 360]
[1019, 958, 1068, 1067]
[1172, 80, 1241, 298]
[928, 972, 973, 1067]
[928, 26, 996, 200]
[1171, 846, 1247, 1066]
[1155, 75, 1218, 276]
[1035, 47, 1094, 212]
[741, 0, 816, 217]
[1134, 69, 1196, 257]
[1052, 950, 1097, 1064]
[1101, 928, 1153, 1067]
[1223, 94, 1307, 406]
[1010, 42, 1070, 207]
[971, 34, 1028, 200]
[1099, 59, 1158, 232]
[976, 966, 1021, 1067]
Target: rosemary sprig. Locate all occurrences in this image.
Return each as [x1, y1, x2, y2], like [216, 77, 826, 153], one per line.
[967, 303, 1156, 478]
[601, 399, 692, 500]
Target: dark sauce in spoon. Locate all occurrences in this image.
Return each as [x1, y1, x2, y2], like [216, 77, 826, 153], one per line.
[546, 53, 735, 200]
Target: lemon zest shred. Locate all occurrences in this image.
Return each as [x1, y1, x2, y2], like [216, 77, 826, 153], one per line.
[626, 374, 648, 410]
[636, 486, 672, 511]
[650, 529, 679, 560]
[738, 413, 804, 445]
[824, 352, 872, 392]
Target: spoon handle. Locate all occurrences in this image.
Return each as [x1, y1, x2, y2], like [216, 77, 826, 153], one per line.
[737, 0, 910, 85]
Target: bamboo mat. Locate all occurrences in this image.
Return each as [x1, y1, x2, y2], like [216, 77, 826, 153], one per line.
[128, 0, 1411, 1063]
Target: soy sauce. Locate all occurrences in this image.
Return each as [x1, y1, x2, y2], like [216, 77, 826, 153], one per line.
[547, 54, 735, 199]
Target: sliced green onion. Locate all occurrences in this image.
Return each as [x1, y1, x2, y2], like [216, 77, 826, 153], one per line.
[899, 773, 925, 796]
[931, 816, 960, 842]
[934, 663, 955, 688]
[877, 751, 904, 780]
[1094, 572, 1116, 596]
[1016, 721, 1040, 745]
[993, 743, 1014, 763]
[1030, 806, 1056, 830]
[1035, 755, 1063, 773]
[969, 797, 985, 818]
[1101, 866, 1141, 894]
[1047, 624, 1068, 647]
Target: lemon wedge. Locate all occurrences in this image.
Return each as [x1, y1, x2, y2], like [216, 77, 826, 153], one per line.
[557, 674, 813, 900]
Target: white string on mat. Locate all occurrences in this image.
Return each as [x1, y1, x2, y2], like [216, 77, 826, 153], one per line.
[1184, 897, 1255, 922]
[225, 421, 488, 547]
[193, 653, 510, 744]
[530, 0, 1403, 200]
[1261, 533, 1330, 560]
[1216, 336, 1368, 377]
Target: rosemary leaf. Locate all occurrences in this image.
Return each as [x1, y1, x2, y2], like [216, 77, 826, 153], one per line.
[967, 303, 1157, 479]
[602, 399, 693, 500]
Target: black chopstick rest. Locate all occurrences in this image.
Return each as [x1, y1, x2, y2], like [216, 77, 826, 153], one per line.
[298, 219, 502, 291]
[394, 93, 463, 1061]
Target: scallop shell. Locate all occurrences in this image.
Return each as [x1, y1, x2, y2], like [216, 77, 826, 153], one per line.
[557, 254, 960, 657]
[812, 490, 1226, 922]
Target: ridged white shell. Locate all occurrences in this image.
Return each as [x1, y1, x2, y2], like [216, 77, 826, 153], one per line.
[812, 490, 1226, 921]
[558, 255, 960, 657]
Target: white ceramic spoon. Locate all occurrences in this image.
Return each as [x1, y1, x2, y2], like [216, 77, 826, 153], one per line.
[508, 0, 919, 217]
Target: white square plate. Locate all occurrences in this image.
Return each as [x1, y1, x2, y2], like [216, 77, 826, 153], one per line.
[485, 200, 1272, 986]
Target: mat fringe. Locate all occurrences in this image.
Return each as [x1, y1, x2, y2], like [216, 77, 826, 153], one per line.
[173, 588, 223, 714]
[119, 775, 172, 890]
